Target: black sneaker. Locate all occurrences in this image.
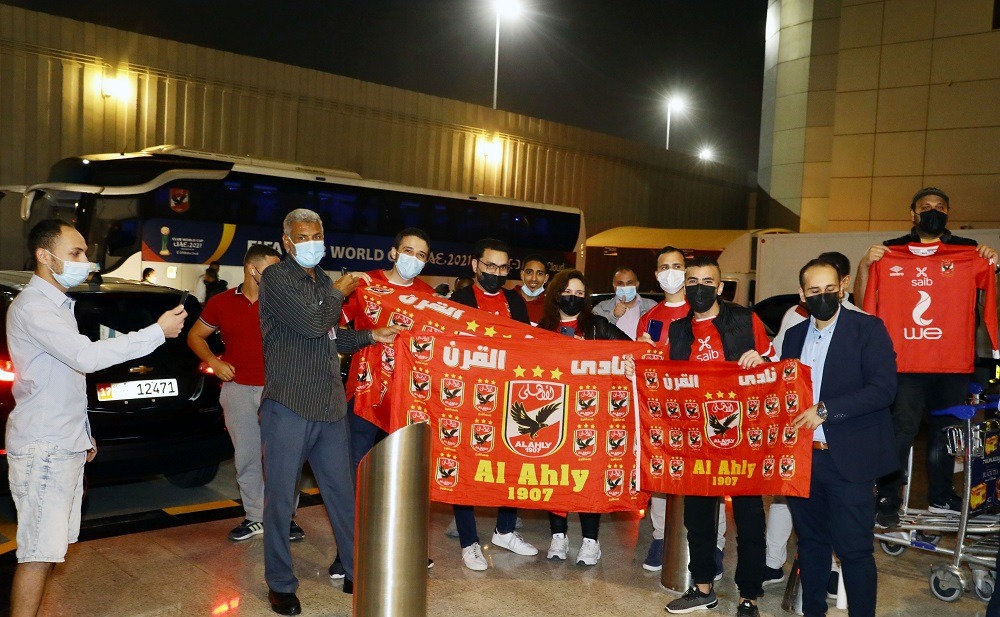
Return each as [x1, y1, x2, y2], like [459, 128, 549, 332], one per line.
[343, 578, 353, 594]
[328, 554, 346, 579]
[762, 565, 786, 587]
[736, 600, 759, 617]
[228, 519, 263, 541]
[928, 494, 962, 515]
[665, 587, 718, 614]
[289, 520, 305, 542]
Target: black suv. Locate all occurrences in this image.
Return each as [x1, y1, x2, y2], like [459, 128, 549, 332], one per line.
[0, 272, 232, 491]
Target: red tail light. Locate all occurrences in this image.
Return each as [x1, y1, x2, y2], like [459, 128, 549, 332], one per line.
[0, 359, 15, 382]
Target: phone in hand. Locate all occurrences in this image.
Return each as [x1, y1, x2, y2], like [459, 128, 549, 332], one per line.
[558, 325, 576, 337]
[178, 290, 189, 308]
[646, 319, 664, 342]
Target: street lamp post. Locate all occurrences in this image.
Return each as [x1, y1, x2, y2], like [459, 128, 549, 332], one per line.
[493, 0, 521, 110]
[665, 95, 687, 150]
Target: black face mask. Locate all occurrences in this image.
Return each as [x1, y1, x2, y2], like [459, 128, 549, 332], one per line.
[917, 209, 948, 236]
[805, 291, 841, 321]
[558, 295, 584, 316]
[478, 272, 506, 294]
[685, 284, 718, 313]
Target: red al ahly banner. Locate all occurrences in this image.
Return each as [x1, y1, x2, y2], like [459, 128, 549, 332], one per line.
[389, 333, 815, 512]
[634, 355, 814, 498]
[389, 332, 649, 513]
[346, 287, 561, 431]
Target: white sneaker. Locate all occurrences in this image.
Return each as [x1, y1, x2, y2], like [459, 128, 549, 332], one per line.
[491, 530, 539, 556]
[445, 518, 459, 538]
[577, 538, 601, 566]
[462, 542, 488, 571]
[547, 533, 568, 560]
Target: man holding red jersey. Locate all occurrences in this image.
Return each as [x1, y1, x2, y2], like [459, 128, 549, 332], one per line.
[855, 187, 999, 527]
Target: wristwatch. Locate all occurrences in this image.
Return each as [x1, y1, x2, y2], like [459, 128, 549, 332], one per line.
[816, 401, 828, 421]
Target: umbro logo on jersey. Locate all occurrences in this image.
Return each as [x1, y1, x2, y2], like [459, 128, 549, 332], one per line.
[889, 265, 904, 277]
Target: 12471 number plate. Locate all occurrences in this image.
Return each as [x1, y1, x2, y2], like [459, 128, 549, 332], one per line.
[97, 379, 178, 401]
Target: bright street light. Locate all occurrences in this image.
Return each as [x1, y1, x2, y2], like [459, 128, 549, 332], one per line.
[494, 0, 522, 110]
[698, 147, 715, 161]
[665, 95, 687, 150]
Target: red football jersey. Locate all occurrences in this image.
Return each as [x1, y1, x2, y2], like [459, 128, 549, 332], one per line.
[863, 243, 998, 373]
[341, 269, 436, 325]
[664, 313, 774, 363]
[637, 300, 689, 347]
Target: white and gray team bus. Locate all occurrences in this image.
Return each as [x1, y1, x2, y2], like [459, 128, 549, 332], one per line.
[13, 145, 585, 292]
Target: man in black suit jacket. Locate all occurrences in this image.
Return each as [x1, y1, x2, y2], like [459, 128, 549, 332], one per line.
[782, 259, 898, 617]
[447, 238, 537, 571]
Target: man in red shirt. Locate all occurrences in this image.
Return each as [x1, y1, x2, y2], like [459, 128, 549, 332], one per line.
[855, 187, 999, 525]
[638, 245, 690, 347]
[187, 244, 289, 542]
[449, 238, 537, 570]
[663, 255, 773, 617]
[516, 254, 549, 325]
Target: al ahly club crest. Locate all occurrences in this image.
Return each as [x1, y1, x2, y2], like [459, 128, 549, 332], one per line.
[410, 334, 434, 361]
[503, 380, 566, 458]
[705, 399, 742, 449]
[471, 423, 495, 453]
[474, 382, 498, 413]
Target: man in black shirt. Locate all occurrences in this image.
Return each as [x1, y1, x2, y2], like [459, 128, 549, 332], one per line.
[258, 208, 400, 615]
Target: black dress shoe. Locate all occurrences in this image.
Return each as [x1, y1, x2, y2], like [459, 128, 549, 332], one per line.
[268, 589, 301, 615]
[343, 578, 354, 594]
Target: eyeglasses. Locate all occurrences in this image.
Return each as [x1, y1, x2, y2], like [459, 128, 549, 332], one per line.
[479, 261, 510, 274]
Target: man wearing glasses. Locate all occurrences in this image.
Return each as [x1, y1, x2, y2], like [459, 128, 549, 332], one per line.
[448, 238, 538, 570]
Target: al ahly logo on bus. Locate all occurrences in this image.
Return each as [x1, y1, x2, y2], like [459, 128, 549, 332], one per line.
[503, 380, 566, 457]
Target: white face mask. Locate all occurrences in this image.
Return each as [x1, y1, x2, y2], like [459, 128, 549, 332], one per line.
[521, 284, 545, 297]
[657, 269, 685, 294]
[394, 252, 425, 280]
[45, 250, 94, 289]
[292, 240, 325, 268]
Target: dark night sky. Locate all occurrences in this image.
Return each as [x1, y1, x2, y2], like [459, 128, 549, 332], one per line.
[11, 0, 768, 170]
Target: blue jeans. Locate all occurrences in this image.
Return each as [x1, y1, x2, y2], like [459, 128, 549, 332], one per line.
[453, 505, 518, 548]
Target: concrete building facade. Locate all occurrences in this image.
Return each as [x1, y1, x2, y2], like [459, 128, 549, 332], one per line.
[759, 0, 1000, 232]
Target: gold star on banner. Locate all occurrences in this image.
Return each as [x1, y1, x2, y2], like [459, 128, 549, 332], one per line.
[727, 391, 737, 399]
[532, 366, 545, 378]
[716, 391, 725, 399]
[550, 367, 563, 380]
[513, 366, 526, 378]
[483, 326, 497, 337]
[704, 392, 714, 400]
[466, 320, 479, 332]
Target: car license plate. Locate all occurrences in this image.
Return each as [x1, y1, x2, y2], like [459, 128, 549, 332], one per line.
[97, 378, 179, 401]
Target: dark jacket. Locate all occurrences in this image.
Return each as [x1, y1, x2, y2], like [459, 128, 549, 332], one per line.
[667, 301, 756, 361]
[450, 285, 531, 325]
[883, 227, 977, 247]
[782, 308, 899, 483]
[580, 314, 633, 341]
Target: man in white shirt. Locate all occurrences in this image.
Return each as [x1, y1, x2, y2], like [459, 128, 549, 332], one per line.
[6, 219, 186, 617]
[592, 266, 656, 339]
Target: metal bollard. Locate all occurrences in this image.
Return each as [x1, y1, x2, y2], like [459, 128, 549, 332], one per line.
[354, 422, 431, 617]
[660, 494, 694, 593]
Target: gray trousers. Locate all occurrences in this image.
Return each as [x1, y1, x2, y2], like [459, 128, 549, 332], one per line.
[261, 398, 356, 592]
[220, 382, 265, 522]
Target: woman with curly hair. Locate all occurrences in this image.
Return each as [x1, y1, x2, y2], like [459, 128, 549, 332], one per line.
[536, 269, 630, 565]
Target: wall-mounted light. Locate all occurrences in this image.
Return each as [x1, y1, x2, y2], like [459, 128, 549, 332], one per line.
[101, 74, 131, 99]
[479, 135, 503, 161]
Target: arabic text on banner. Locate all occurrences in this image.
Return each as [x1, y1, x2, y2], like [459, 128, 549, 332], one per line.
[346, 286, 561, 431]
[634, 354, 813, 497]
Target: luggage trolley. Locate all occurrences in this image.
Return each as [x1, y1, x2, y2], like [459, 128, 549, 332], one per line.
[873, 387, 1000, 603]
